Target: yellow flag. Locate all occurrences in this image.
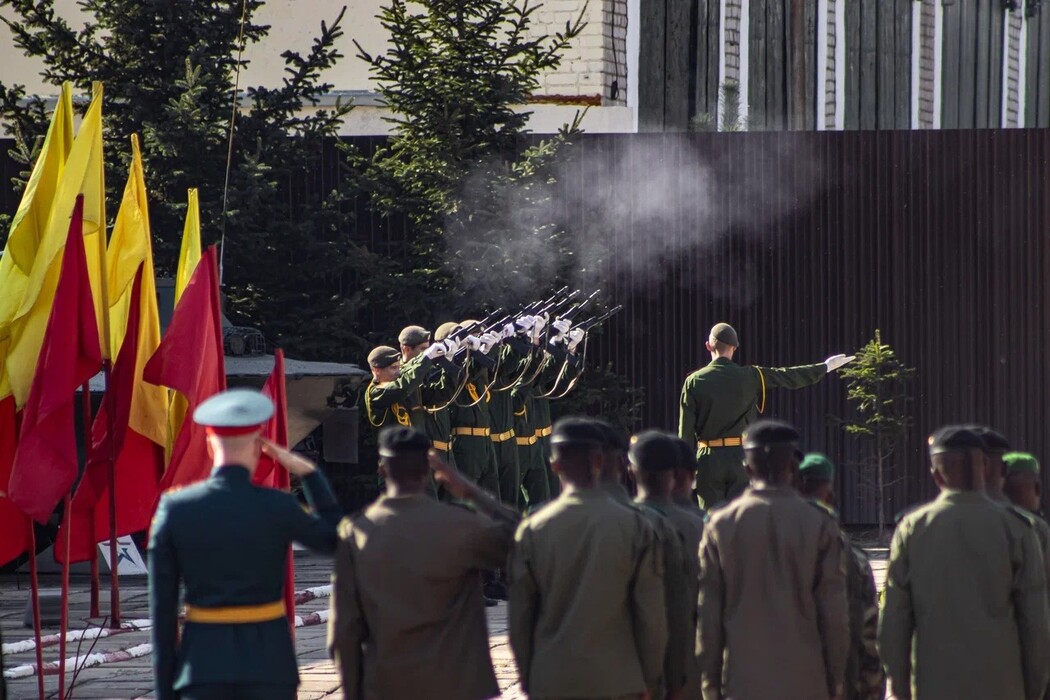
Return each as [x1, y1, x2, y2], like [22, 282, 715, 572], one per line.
[6, 83, 108, 407]
[167, 187, 203, 457]
[175, 188, 201, 304]
[106, 134, 167, 446]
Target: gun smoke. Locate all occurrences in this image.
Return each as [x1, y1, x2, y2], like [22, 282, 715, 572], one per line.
[443, 134, 825, 311]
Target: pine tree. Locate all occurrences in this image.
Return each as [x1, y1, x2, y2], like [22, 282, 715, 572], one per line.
[0, 0, 363, 357]
[838, 329, 917, 542]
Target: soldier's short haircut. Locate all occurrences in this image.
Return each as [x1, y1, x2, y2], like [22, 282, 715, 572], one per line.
[382, 453, 429, 483]
[746, 443, 795, 480]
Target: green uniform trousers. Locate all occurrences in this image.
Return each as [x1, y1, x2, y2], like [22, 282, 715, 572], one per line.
[695, 445, 747, 510]
[452, 433, 500, 498]
[492, 434, 521, 507]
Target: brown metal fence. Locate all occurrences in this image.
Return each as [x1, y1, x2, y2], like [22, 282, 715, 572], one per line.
[2, 128, 1049, 523]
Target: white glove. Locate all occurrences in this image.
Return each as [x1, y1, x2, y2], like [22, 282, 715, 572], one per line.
[501, 323, 516, 339]
[567, 328, 586, 353]
[824, 354, 856, 373]
[463, 335, 482, 351]
[479, 332, 501, 354]
[442, 338, 461, 355]
[530, 314, 548, 343]
[514, 315, 536, 331]
[424, 342, 447, 360]
[551, 318, 571, 339]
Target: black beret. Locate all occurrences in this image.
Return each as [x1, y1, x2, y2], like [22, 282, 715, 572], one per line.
[743, 419, 800, 449]
[927, 425, 985, 455]
[968, 425, 1010, 453]
[550, 417, 605, 447]
[367, 345, 401, 369]
[594, 420, 629, 452]
[398, 325, 431, 347]
[710, 322, 739, 347]
[628, 430, 678, 472]
[378, 426, 431, 457]
[671, 436, 697, 471]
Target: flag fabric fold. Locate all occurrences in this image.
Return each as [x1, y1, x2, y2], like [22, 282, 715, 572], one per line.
[0, 396, 28, 565]
[8, 197, 102, 523]
[167, 188, 202, 459]
[144, 246, 226, 490]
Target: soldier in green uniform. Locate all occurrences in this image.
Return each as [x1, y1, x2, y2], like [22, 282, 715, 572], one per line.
[364, 341, 449, 432]
[629, 430, 695, 699]
[327, 426, 519, 700]
[149, 390, 343, 700]
[398, 325, 454, 467]
[678, 322, 854, 509]
[509, 417, 667, 699]
[1005, 451, 1044, 514]
[697, 420, 849, 700]
[489, 331, 533, 507]
[879, 426, 1050, 700]
[798, 453, 884, 700]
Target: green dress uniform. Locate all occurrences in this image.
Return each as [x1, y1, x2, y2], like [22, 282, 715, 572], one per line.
[636, 496, 694, 698]
[489, 344, 530, 506]
[327, 492, 516, 700]
[511, 350, 550, 509]
[533, 350, 584, 499]
[450, 365, 500, 496]
[509, 487, 667, 699]
[149, 466, 342, 700]
[879, 490, 1050, 700]
[420, 365, 456, 465]
[678, 357, 826, 509]
[697, 486, 849, 700]
[364, 354, 433, 431]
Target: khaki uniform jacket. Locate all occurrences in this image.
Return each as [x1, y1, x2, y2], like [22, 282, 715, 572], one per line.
[697, 486, 849, 700]
[509, 487, 667, 698]
[666, 502, 707, 699]
[327, 494, 514, 700]
[879, 491, 1050, 700]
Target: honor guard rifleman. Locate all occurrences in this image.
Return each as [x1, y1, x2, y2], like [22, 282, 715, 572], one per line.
[148, 389, 343, 700]
[879, 426, 1050, 700]
[678, 322, 854, 509]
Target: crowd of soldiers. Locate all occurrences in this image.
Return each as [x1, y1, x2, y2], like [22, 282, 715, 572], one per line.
[141, 320, 1050, 700]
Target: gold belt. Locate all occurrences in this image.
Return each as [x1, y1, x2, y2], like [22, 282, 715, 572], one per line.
[516, 435, 539, 446]
[453, 427, 490, 437]
[490, 429, 515, 443]
[185, 600, 285, 624]
[535, 426, 552, 438]
[432, 440, 451, 451]
[698, 436, 742, 449]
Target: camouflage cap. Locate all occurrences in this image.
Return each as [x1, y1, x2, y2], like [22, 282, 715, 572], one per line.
[799, 453, 835, 481]
[709, 322, 739, 347]
[398, 325, 431, 347]
[367, 345, 401, 369]
[1003, 451, 1040, 475]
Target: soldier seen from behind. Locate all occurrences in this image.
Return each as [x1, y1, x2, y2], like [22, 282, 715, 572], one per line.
[798, 453, 885, 700]
[879, 426, 1050, 700]
[697, 419, 849, 700]
[509, 417, 667, 699]
[327, 426, 520, 700]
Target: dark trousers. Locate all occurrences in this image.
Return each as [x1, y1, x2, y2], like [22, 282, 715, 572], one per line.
[179, 683, 296, 700]
[695, 446, 748, 510]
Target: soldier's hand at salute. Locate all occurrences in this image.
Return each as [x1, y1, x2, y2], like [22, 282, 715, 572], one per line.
[260, 438, 317, 476]
[428, 449, 474, 500]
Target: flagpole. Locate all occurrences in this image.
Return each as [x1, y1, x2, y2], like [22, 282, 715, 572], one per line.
[26, 520, 45, 700]
[58, 491, 72, 700]
[80, 379, 100, 619]
[105, 360, 120, 628]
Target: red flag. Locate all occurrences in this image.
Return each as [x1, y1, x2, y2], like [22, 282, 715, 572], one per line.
[56, 266, 163, 563]
[0, 396, 29, 564]
[8, 197, 102, 523]
[143, 246, 225, 490]
[254, 349, 296, 634]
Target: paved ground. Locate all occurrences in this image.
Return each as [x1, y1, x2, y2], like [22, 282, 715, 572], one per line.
[2, 545, 889, 699]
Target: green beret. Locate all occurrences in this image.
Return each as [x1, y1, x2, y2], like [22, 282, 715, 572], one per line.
[367, 345, 401, 369]
[434, 322, 459, 342]
[398, 325, 431, 347]
[743, 419, 799, 449]
[927, 425, 984, 455]
[709, 322, 739, 347]
[628, 430, 678, 472]
[1003, 452, 1040, 475]
[799, 453, 835, 481]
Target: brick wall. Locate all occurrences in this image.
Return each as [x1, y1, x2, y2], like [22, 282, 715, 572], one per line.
[530, 0, 627, 105]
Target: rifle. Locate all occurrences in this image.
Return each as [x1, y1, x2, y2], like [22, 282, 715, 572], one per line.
[556, 288, 602, 322]
[575, 304, 624, 333]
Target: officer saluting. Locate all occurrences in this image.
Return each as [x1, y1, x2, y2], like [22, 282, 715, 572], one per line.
[678, 322, 854, 509]
[149, 389, 343, 700]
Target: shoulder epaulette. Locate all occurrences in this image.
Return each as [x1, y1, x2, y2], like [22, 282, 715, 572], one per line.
[1007, 504, 1037, 527]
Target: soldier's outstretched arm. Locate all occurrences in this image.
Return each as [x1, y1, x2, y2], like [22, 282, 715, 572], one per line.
[369, 355, 435, 409]
[632, 518, 669, 699]
[878, 523, 916, 700]
[753, 362, 828, 389]
[815, 520, 849, 700]
[508, 526, 539, 693]
[328, 529, 365, 700]
[696, 526, 725, 700]
[1013, 527, 1050, 700]
[147, 497, 181, 700]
